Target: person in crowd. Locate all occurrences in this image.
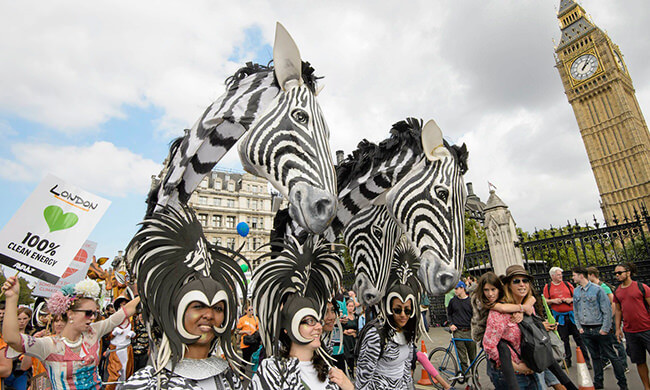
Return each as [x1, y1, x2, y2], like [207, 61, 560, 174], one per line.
[357, 306, 366, 333]
[613, 262, 650, 390]
[123, 205, 248, 389]
[587, 266, 628, 372]
[5, 306, 34, 390]
[237, 303, 260, 365]
[0, 301, 6, 330]
[572, 266, 628, 390]
[347, 290, 362, 316]
[472, 271, 535, 389]
[104, 304, 116, 318]
[465, 275, 477, 294]
[0, 334, 13, 389]
[323, 299, 346, 371]
[2, 276, 140, 390]
[447, 281, 476, 373]
[543, 266, 591, 369]
[105, 296, 135, 390]
[251, 238, 353, 390]
[420, 293, 430, 332]
[355, 243, 453, 389]
[342, 298, 358, 378]
[130, 313, 149, 372]
[483, 266, 540, 389]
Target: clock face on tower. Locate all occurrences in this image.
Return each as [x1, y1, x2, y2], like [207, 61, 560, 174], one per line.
[570, 53, 599, 81]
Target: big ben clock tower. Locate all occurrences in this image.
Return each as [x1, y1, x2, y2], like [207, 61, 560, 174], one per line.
[555, 0, 650, 224]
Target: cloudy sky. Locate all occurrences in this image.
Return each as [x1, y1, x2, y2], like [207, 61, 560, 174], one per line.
[1, 0, 649, 261]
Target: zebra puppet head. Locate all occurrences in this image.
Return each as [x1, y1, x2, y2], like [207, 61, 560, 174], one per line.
[149, 23, 336, 235]
[238, 23, 337, 235]
[344, 205, 401, 307]
[386, 120, 468, 296]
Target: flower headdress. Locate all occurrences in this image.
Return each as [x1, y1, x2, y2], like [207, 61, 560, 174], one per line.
[47, 279, 101, 316]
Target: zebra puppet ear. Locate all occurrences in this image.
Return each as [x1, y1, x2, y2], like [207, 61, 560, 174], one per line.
[273, 22, 303, 90]
[421, 119, 449, 161]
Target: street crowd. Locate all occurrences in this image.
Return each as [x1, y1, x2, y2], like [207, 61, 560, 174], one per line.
[0, 261, 648, 390]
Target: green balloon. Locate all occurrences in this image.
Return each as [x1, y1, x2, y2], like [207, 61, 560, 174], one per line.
[240, 263, 249, 272]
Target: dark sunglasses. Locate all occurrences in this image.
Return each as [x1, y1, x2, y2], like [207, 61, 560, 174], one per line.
[511, 278, 530, 285]
[300, 317, 323, 326]
[614, 271, 627, 276]
[392, 307, 413, 316]
[72, 309, 99, 319]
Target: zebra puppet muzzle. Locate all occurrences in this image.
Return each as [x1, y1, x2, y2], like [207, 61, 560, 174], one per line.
[238, 23, 337, 234]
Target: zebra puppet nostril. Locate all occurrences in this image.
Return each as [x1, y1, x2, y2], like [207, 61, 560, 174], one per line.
[314, 198, 332, 216]
[439, 272, 457, 291]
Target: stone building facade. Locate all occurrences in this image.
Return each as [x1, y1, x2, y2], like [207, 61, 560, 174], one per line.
[554, 0, 650, 224]
[186, 169, 286, 267]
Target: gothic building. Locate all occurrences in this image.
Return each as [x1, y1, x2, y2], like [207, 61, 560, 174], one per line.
[554, 0, 650, 224]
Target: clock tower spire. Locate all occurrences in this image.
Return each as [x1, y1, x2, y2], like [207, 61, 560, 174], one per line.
[554, 1, 650, 224]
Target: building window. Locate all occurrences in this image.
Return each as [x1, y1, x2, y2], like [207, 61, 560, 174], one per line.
[227, 199, 235, 208]
[200, 179, 208, 188]
[227, 238, 235, 250]
[251, 199, 258, 210]
[198, 214, 208, 227]
[215, 181, 222, 190]
[252, 237, 259, 250]
[251, 217, 258, 229]
[199, 196, 207, 205]
[214, 215, 222, 227]
[252, 185, 259, 193]
[226, 216, 236, 228]
[259, 217, 264, 230]
[216, 237, 222, 246]
[213, 197, 221, 206]
[228, 182, 235, 191]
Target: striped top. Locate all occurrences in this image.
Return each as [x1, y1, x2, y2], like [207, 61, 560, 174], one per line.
[6, 308, 127, 390]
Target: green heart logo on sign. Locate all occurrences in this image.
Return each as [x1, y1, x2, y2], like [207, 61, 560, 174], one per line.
[43, 206, 79, 232]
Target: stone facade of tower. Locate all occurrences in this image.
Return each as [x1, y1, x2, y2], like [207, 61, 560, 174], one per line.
[554, 0, 650, 224]
[483, 190, 524, 276]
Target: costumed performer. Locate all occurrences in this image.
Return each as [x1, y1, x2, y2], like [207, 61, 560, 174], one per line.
[105, 296, 135, 390]
[2, 277, 140, 390]
[250, 237, 353, 390]
[355, 242, 454, 390]
[122, 205, 248, 390]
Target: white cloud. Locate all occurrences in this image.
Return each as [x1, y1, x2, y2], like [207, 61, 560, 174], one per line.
[0, 141, 160, 197]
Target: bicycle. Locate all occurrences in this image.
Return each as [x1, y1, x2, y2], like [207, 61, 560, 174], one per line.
[428, 328, 494, 390]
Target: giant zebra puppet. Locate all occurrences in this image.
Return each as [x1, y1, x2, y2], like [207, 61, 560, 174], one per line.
[274, 118, 468, 298]
[148, 22, 337, 235]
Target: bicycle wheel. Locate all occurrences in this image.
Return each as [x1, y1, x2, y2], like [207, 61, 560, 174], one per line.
[471, 354, 494, 390]
[428, 347, 458, 389]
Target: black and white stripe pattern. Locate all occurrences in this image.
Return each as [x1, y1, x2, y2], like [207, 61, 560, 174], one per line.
[355, 326, 415, 390]
[153, 68, 278, 210]
[344, 205, 401, 307]
[385, 141, 468, 295]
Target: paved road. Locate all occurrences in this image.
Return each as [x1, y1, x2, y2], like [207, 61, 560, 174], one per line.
[414, 327, 642, 390]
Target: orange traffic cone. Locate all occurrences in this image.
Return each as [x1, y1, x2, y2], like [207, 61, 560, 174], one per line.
[417, 340, 434, 386]
[576, 347, 595, 390]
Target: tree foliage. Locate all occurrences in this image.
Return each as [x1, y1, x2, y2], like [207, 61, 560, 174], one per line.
[0, 272, 35, 305]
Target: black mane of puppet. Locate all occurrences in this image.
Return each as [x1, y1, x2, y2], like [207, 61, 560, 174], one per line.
[336, 117, 424, 192]
[225, 61, 322, 94]
[446, 141, 469, 175]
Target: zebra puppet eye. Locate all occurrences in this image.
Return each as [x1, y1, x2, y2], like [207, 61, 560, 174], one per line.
[434, 186, 449, 202]
[371, 225, 383, 239]
[291, 108, 309, 124]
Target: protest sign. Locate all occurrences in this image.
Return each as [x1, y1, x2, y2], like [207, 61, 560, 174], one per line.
[33, 240, 97, 297]
[0, 175, 110, 283]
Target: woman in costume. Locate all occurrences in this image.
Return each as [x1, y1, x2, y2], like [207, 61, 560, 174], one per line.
[122, 205, 248, 390]
[341, 299, 357, 377]
[355, 242, 454, 390]
[2, 277, 140, 390]
[250, 237, 353, 390]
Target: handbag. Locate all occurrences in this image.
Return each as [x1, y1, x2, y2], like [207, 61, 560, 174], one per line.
[243, 331, 261, 346]
[515, 314, 556, 373]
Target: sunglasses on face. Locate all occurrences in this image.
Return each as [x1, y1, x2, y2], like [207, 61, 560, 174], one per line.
[72, 309, 99, 319]
[614, 271, 627, 276]
[392, 307, 413, 316]
[300, 317, 323, 326]
[511, 278, 530, 285]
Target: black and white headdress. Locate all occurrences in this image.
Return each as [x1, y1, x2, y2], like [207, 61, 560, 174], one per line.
[128, 205, 249, 374]
[252, 236, 342, 356]
[380, 240, 425, 340]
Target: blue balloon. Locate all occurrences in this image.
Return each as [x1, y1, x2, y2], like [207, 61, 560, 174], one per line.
[237, 222, 250, 237]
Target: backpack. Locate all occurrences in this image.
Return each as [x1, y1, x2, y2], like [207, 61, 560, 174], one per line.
[613, 281, 650, 313]
[544, 280, 574, 300]
[509, 314, 555, 373]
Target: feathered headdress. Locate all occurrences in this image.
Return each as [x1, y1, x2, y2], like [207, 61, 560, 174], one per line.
[127, 205, 249, 374]
[252, 236, 342, 357]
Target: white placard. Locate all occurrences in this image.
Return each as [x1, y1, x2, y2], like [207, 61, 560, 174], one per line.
[33, 240, 97, 297]
[0, 174, 110, 283]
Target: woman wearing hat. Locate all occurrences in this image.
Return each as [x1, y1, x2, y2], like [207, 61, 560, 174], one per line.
[482, 265, 540, 389]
